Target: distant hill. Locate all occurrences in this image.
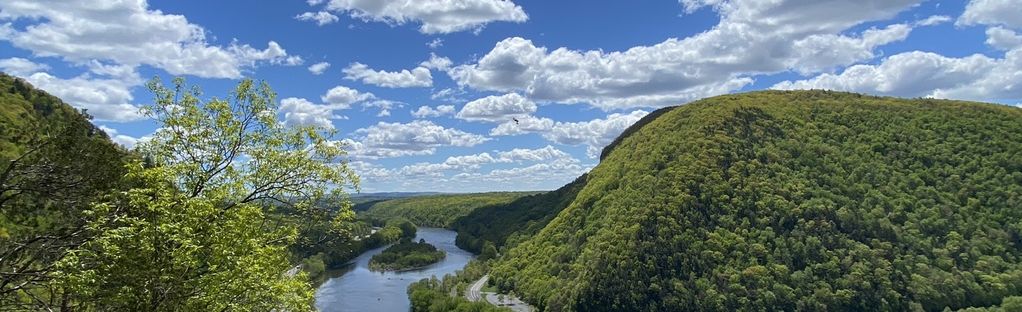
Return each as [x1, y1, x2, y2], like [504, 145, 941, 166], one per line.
[351, 192, 442, 210]
[485, 90, 1022, 311]
[359, 192, 538, 227]
[352, 192, 443, 199]
[451, 175, 587, 253]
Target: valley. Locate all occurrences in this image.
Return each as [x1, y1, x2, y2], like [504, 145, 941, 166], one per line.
[5, 52, 1022, 312]
[314, 228, 474, 312]
[348, 90, 1022, 311]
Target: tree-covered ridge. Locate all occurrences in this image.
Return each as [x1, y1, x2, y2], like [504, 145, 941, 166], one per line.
[53, 77, 361, 311]
[369, 238, 446, 271]
[491, 90, 1022, 311]
[0, 73, 129, 308]
[452, 174, 587, 254]
[0, 73, 117, 157]
[360, 192, 537, 227]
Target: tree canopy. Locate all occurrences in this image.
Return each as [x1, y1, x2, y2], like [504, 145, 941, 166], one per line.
[0, 73, 129, 309]
[361, 192, 534, 227]
[55, 77, 359, 311]
[488, 90, 1022, 311]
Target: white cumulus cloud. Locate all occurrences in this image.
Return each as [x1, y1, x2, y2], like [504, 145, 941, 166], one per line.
[346, 145, 586, 192]
[342, 120, 489, 159]
[456, 93, 536, 122]
[3, 60, 145, 122]
[411, 105, 456, 118]
[771, 50, 1021, 102]
[279, 97, 342, 129]
[489, 115, 554, 136]
[0, 57, 49, 76]
[295, 11, 340, 26]
[488, 110, 650, 158]
[958, 0, 1022, 28]
[343, 62, 432, 88]
[0, 0, 301, 79]
[986, 27, 1022, 51]
[321, 85, 375, 108]
[449, 0, 922, 110]
[321, 0, 528, 34]
[308, 62, 331, 75]
[98, 125, 140, 149]
[543, 110, 650, 158]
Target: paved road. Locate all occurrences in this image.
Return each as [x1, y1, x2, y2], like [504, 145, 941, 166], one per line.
[466, 274, 488, 302]
[284, 264, 302, 277]
[464, 275, 534, 312]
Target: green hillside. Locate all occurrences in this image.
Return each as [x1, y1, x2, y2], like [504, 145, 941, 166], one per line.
[488, 90, 1022, 311]
[0, 72, 129, 307]
[450, 107, 685, 254]
[0, 73, 114, 157]
[452, 175, 587, 253]
[360, 192, 537, 227]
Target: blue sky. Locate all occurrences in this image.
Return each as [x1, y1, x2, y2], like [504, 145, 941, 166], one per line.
[1, 0, 1020, 192]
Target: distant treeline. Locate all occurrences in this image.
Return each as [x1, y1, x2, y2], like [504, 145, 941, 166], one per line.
[360, 192, 536, 227]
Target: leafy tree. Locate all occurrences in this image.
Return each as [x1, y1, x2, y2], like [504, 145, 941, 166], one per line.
[407, 261, 510, 312]
[479, 241, 498, 261]
[369, 239, 446, 271]
[56, 77, 358, 311]
[0, 73, 127, 309]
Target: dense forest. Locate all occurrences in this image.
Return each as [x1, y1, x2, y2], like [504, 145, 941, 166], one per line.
[350, 192, 441, 210]
[369, 238, 446, 271]
[449, 107, 678, 255]
[452, 175, 587, 254]
[408, 261, 508, 312]
[482, 91, 1022, 311]
[360, 192, 535, 227]
[0, 73, 130, 308]
[9, 68, 1022, 312]
[0, 73, 359, 310]
[295, 218, 417, 281]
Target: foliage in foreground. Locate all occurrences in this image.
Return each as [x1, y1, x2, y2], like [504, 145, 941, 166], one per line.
[360, 192, 535, 227]
[0, 73, 129, 309]
[491, 91, 1022, 311]
[55, 77, 358, 311]
[370, 238, 446, 271]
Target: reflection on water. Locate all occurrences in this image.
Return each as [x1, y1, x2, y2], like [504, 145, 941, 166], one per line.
[314, 227, 474, 312]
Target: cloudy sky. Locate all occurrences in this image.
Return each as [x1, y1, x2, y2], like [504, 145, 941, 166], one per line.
[1, 0, 1020, 192]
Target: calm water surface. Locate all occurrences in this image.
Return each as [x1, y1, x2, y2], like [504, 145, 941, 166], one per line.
[314, 227, 474, 312]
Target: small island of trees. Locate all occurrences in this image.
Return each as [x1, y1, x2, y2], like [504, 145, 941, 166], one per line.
[369, 238, 446, 271]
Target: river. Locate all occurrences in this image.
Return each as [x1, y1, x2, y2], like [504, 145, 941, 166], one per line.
[314, 227, 474, 311]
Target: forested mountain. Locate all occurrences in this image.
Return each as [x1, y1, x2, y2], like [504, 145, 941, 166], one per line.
[360, 192, 536, 227]
[0, 73, 129, 307]
[450, 107, 677, 254]
[452, 175, 587, 254]
[351, 192, 442, 209]
[487, 90, 1022, 311]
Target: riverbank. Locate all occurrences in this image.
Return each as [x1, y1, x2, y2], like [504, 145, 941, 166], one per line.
[314, 228, 475, 312]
